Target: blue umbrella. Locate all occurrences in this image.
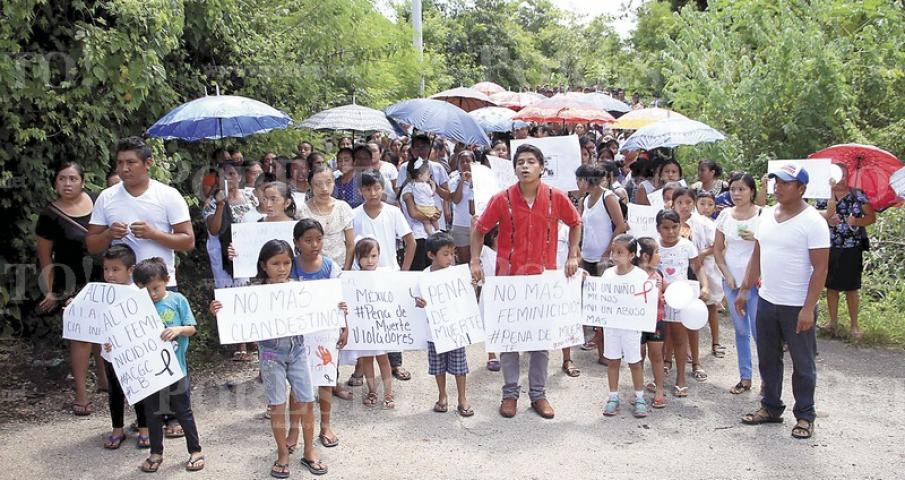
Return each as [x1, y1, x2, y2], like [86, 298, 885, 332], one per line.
[384, 99, 490, 147]
[147, 95, 293, 141]
[620, 118, 726, 152]
[468, 106, 517, 133]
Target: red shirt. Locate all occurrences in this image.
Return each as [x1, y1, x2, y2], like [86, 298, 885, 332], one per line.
[475, 182, 581, 276]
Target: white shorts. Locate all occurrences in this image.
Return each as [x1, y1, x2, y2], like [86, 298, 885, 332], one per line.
[603, 328, 643, 364]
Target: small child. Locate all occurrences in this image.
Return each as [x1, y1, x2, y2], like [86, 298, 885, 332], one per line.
[133, 258, 203, 473]
[419, 232, 473, 417]
[97, 245, 149, 450]
[346, 236, 395, 409]
[637, 237, 667, 409]
[694, 191, 726, 358]
[407, 158, 440, 234]
[601, 234, 649, 418]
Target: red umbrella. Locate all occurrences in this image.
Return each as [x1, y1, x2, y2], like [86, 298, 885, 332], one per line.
[808, 143, 903, 211]
[430, 87, 496, 112]
[513, 97, 616, 125]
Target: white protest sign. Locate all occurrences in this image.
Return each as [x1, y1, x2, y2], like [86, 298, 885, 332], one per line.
[648, 189, 665, 211]
[488, 155, 518, 190]
[342, 271, 430, 351]
[767, 159, 832, 199]
[583, 269, 658, 332]
[469, 163, 500, 215]
[63, 283, 137, 343]
[419, 264, 484, 354]
[304, 329, 340, 388]
[103, 290, 185, 405]
[510, 135, 581, 191]
[627, 203, 660, 240]
[483, 270, 584, 353]
[231, 221, 297, 278]
[214, 279, 345, 344]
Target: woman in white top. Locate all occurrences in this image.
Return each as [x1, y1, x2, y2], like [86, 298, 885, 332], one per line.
[297, 165, 355, 269]
[447, 151, 477, 263]
[714, 173, 762, 394]
[575, 164, 627, 275]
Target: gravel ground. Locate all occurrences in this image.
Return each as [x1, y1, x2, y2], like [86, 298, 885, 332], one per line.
[0, 318, 902, 480]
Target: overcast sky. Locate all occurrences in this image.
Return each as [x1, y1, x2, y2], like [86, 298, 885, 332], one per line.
[377, 0, 648, 38]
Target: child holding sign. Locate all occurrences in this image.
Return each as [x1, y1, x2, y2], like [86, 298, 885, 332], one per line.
[96, 245, 149, 449]
[132, 258, 204, 473]
[289, 219, 349, 451]
[601, 235, 650, 418]
[637, 237, 668, 409]
[419, 233, 473, 417]
[211, 239, 328, 478]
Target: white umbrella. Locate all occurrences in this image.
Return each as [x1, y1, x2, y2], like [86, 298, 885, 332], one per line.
[620, 118, 726, 152]
[298, 104, 398, 133]
[468, 106, 517, 133]
[555, 92, 631, 113]
[489, 91, 546, 111]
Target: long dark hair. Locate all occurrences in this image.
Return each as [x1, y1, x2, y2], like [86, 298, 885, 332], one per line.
[54, 161, 85, 180]
[254, 239, 294, 283]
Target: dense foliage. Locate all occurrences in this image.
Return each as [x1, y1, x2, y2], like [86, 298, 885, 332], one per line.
[2, 0, 903, 344]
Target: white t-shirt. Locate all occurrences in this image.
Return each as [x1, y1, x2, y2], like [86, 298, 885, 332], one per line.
[89, 180, 190, 287]
[399, 183, 429, 240]
[447, 172, 474, 228]
[714, 208, 761, 284]
[378, 161, 399, 205]
[398, 160, 450, 230]
[689, 213, 717, 270]
[658, 237, 698, 285]
[410, 181, 435, 207]
[756, 205, 830, 306]
[351, 204, 412, 270]
[580, 191, 615, 263]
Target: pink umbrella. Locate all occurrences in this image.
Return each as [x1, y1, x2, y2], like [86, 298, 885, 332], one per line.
[430, 87, 497, 113]
[489, 91, 546, 111]
[472, 81, 506, 96]
[513, 97, 616, 125]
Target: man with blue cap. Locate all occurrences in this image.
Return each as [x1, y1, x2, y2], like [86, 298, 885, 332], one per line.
[734, 163, 830, 439]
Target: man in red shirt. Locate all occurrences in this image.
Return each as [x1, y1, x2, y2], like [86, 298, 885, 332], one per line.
[470, 144, 582, 419]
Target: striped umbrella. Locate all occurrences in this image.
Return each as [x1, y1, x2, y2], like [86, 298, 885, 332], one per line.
[298, 104, 398, 133]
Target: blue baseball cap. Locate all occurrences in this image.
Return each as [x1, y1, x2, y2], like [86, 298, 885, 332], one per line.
[769, 163, 809, 185]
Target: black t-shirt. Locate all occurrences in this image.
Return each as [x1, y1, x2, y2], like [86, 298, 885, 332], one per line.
[34, 205, 101, 295]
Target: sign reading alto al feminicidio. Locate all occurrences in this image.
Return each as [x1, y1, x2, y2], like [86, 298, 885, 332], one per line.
[214, 279, 345, 344]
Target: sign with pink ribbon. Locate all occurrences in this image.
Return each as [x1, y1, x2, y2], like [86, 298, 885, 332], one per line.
[582, 268, 659, 332]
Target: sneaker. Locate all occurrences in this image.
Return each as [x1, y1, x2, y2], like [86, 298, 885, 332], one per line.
[633, 398, 649, 418]
[603, 398, 620, 416]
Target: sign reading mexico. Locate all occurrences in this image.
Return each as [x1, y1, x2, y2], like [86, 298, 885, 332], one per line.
[419, 264, 484, 354]
[482, 270, 584, 353]
[583, 269, 658, 332]
[214, 279, 345, 344]
[509, 135, 581, 191]
[342, 271, 430, 351]
[231, 221, 297, 278]
[63, 283, 138, 343]
[103, 290, 185, 405]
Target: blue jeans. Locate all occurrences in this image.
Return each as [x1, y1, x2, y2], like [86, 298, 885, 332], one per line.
[723, 282, 759, 380]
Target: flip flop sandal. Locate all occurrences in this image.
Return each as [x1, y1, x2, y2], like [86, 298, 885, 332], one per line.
[433, 401, 448, 413]
[652, 397, 667, 409]
[672, 386, 689, 398]
[318, 434, 339, 448]
[663, 361, 672, 374]
[791, 420, 814, 439]
[456, 405, 475, 417]
[271, 462, 290, 479]
[711, 344, 726, 358]
[730, 381, 752, 394]
[383, 394, 396, 410]
[104, 434, 126, 450]
[185, 455, 205, 472]
[741, 408, 783, 425]
[141, 456, 163, 473]
[486, 359, 501, 371]
[692, 365, 708, 381]
[645, 382, 657, 393]
[72, 402, 93, 416]
[165, 423, 185, 438]
[392, 367, 412, 381]
[346, 375, 364, 387]
[561, 361, 581, 377]
[579, 341, 597, 351]
[136, 434, 151, 449]
[363, 392, 378, 407]
[300, 457, 328, 476]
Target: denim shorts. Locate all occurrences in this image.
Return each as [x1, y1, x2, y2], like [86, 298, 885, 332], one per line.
[259, 336, 315, 405]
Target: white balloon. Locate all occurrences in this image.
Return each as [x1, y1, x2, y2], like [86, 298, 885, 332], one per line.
[830, 163, 844, 184]
[680, 299, 709, 330]
[664, 281, 694, 310]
